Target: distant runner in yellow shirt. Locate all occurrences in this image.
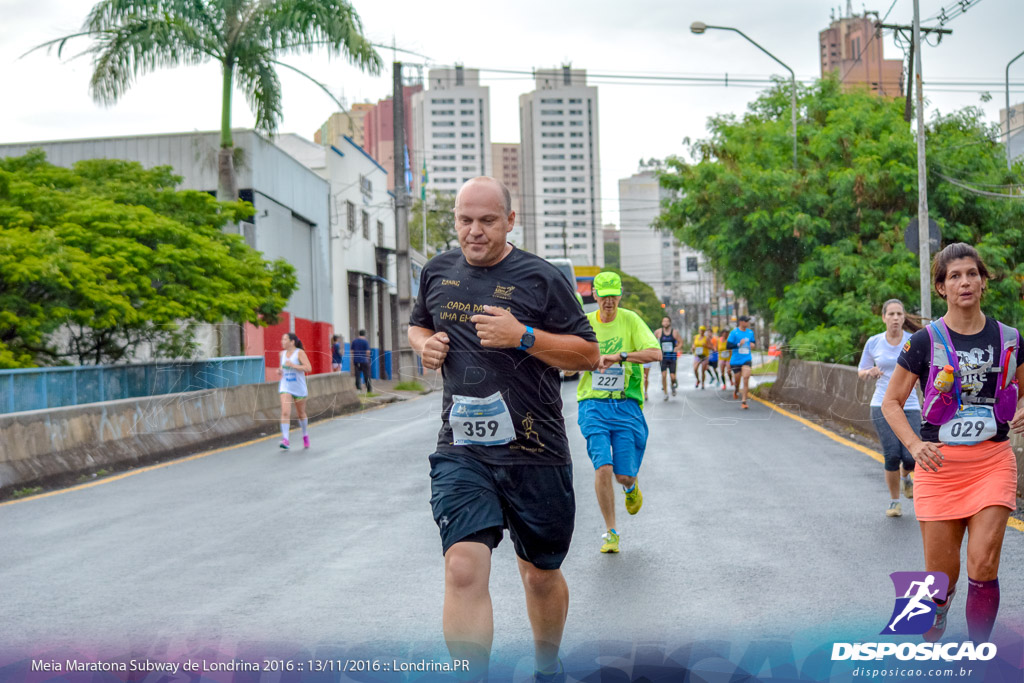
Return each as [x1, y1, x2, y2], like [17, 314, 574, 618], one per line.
[692, 325, 709, 390]
[717, 328, 733, 391]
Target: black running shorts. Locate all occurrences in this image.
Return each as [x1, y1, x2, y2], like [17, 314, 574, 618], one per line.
[428, 451, 575, 570]
[660, 357, 677, 373]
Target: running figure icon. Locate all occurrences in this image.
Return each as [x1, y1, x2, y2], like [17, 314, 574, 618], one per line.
[888, 575, 939, 631]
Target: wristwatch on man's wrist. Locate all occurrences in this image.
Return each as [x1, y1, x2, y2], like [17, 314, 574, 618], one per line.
[619, 351, 629, 363]
[518, 326, 535, 351]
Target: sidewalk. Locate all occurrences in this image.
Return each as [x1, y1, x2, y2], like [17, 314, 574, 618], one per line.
[336, 368, 441, 407]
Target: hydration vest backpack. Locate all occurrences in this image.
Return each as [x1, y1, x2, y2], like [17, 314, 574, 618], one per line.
[921, 319, 1019, 426]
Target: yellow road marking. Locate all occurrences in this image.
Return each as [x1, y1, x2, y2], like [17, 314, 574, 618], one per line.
[748, 394, 884, 464]
[748, 394, 1023, 534]
[0, 434, 274, 508]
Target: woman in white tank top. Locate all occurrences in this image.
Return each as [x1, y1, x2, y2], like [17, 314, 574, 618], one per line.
[278, 333, 312, 450]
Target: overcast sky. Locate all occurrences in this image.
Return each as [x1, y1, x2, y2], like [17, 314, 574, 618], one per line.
[2, 0, 1022, 226]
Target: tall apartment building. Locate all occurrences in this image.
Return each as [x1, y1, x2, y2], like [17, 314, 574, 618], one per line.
[819, 10, 904, 96]
[410, 67, 491, 198]
[364, 84, 423, 191]
[618, 170, 719, 329]
[314, 103, 374, 149]
[519, 67, 602, 266]
[491, 142, 522, 245]
[1001, 102, 1024, 165]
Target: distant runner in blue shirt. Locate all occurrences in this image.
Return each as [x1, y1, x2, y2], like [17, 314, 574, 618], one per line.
[727, 316, 757, 410]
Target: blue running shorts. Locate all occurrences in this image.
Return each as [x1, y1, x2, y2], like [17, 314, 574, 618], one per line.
[577, 398, 649, 477]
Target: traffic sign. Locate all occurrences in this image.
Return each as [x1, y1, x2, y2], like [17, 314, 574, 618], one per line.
[904, 217, 941, 254]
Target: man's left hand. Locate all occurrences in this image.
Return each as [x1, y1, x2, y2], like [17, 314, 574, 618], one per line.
[596, 354, 621, 371]
[471, 305, 526, 348]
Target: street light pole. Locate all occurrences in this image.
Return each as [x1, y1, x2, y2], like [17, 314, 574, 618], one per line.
[691, 21, 797, 170]
[1006, 49, 1024, 171]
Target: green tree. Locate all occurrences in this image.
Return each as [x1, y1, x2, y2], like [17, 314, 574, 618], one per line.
[604, 241, 620, 270]
[33, 0, 381, 207]
[658, 76, 1024, 363]
[409, 190, 457, 256]
[0, 151, 297, 368]
[610, 270, 663, 329]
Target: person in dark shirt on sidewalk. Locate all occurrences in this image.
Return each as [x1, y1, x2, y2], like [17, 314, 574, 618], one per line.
[331, 334, 344, 373]
[351, 330, 372, 392]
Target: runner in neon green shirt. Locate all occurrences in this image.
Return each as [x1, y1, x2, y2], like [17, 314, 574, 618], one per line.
[577, 271, 661, 554]
[576, 308, 660, 407]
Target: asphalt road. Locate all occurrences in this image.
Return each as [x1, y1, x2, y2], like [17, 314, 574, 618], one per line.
[1, 364, 1021, 679]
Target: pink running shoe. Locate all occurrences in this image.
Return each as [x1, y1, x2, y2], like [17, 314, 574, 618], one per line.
[279, 439, 290, 450]
[303, 435, 310, 449]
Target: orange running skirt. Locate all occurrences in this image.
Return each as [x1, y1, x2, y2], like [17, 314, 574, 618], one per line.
[914, 440, 1017, 521]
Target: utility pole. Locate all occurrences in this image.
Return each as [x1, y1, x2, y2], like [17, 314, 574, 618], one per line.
[878, 18, 951, 322]
[878, 23, 950, 123]
[913, 0, 931, 322]
[392, 62, 416, 379]
[903, 38, 915, 122]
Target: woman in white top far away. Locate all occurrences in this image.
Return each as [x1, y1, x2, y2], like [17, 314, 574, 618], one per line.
[278, 332, 312, 450]
[858, 299, 922, 518]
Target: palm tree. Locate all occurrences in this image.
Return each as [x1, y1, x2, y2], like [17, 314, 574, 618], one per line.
[33, 0, 381, 219]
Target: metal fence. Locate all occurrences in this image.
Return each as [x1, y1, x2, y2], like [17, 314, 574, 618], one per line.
[0, 356, 266, 415]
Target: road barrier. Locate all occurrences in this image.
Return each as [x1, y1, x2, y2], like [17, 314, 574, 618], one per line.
[0, 357, 265, 415]
[0, 373, 358, 497]
[770, 355, 1024, 497]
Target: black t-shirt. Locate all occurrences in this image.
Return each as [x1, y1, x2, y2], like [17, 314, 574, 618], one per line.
[897, 317, 1023, 442]
[410, 246, 597, 465]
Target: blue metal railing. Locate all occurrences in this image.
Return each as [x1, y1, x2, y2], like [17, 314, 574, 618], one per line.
[0, 356, 265, 415]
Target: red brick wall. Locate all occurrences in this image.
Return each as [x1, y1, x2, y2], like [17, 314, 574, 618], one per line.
[311, 321, 333, 375]
[294, 317, 332, 375]
[262, 313, 291, 381]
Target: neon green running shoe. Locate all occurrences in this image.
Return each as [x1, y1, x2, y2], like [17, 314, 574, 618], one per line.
[600, 529, 619, 553]
[624, 482, 643, 515]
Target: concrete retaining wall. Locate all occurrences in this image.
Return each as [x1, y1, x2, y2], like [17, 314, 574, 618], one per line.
[0, 374, 359, 495]
[771, 356, 1024, 495]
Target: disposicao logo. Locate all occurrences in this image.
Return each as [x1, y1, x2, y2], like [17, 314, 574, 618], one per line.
[882, 571, 949, 635]
[830, 571, 997, 663]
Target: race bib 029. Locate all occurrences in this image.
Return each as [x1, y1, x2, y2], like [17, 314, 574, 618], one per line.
[938, 405, 997, 446]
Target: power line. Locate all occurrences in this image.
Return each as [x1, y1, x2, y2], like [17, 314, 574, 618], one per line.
[935, 121, 1024, 151]
[926, 0, 986, 25]
[937, 171, 1024, 198]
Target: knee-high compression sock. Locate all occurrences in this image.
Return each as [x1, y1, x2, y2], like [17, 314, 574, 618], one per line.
[280, 423, 290, 441]
[299, 418, 309, 437]
[966, 578, 999, 642]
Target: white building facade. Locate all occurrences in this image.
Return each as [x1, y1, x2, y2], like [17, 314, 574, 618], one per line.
[1000, 102, 1024, 165]
[276, 134, 398, 379]
[410, 67, 491, 197]
[519, 67, 602, 266]
[619, 170, 720, 331]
